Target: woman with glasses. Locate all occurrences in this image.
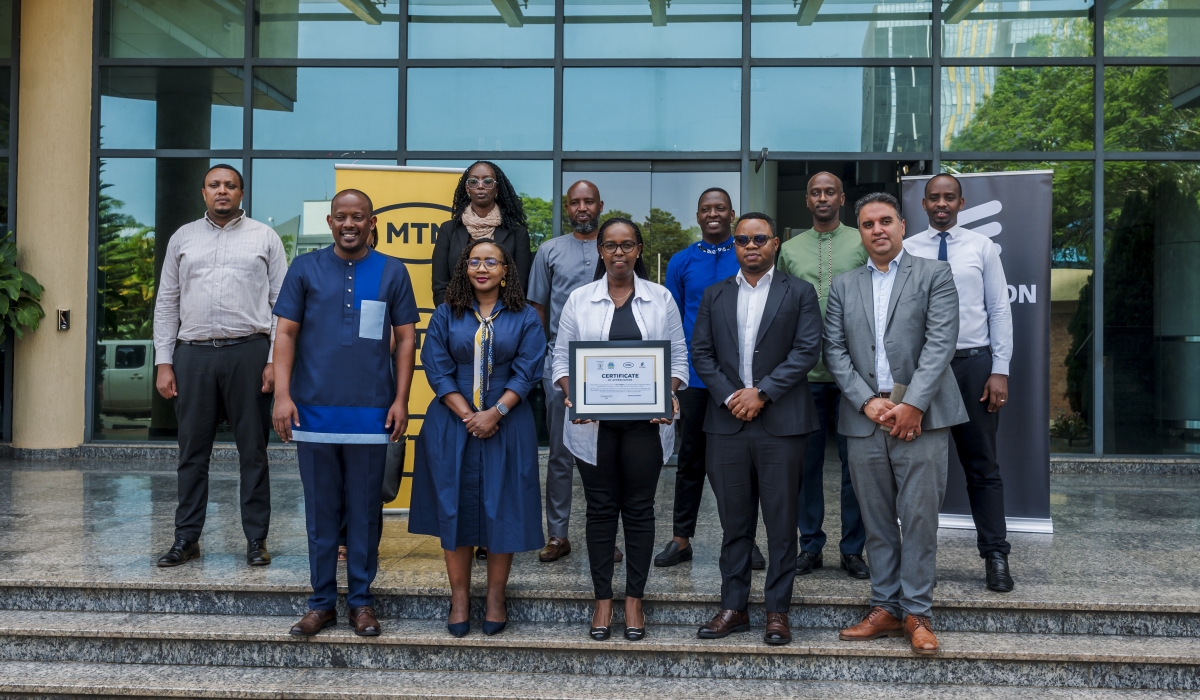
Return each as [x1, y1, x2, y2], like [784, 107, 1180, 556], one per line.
[431, 161, 532, 307]
[552, 217, 688, 642]
[409, 240, 546, 637]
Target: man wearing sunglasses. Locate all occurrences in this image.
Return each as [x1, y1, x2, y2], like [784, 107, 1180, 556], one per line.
[691, 213, 822, 646]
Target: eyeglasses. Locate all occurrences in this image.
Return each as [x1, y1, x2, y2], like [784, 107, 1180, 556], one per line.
[600, 241, 638, 254]
[467, 257, 502, 270]
[466, 177, 496, 190]
[734, 234, 773, 248]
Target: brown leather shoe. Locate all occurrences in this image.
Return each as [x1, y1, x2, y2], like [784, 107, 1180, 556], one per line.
[697, 609, 750, 639]
[350, 606, 381, 637]
[289, 609, 336, 636]
[764, 612, 792, 645]
[538, 537, 571, 562]
[904, 614, 939, 655]
[839, 606, 903, 641]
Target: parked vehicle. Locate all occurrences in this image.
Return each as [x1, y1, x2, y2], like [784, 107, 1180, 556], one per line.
[98, 340, 155, 416]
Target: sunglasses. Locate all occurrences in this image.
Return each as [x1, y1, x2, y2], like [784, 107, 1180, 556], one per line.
[466, 177, 496, 189]
[600, 241, 638, 254]
[734, 234, 773, 248]
[467, 257, 502, 270]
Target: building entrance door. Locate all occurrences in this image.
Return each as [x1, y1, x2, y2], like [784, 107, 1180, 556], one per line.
[768, 159, 925, 240]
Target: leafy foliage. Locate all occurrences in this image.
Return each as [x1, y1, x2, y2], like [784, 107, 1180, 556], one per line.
[0, 232, 44, 344]
[521, 194, 553, 251]
[96, 181, 156, 340]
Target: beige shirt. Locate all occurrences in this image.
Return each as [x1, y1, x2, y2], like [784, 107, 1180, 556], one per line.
[153, 211, 287, 366]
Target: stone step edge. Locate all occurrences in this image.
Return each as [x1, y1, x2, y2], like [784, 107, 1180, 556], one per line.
[1, 612, 1198, 666]
[2, 581, 1196, 615]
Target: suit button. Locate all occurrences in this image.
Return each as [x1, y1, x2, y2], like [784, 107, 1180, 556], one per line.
[869, 373, 875, 378]
[871, 345, 875, 351]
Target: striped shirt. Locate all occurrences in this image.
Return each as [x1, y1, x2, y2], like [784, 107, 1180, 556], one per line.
[153, 211, 288, 366]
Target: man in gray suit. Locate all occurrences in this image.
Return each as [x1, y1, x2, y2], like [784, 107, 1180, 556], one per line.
[823, 192, 967, 656]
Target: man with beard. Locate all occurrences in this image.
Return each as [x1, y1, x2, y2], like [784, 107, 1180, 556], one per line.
[527, 180, 618, 562]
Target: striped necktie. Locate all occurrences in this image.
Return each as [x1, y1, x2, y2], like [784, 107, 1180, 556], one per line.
[471, 306, 503, 411]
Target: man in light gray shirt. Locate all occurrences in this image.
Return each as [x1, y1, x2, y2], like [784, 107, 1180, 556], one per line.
[526, 180, 605, 563]
[152, 164, 288, 569]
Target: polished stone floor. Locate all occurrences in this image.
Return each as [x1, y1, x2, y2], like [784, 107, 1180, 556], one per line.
[0, 452, 1198, 611]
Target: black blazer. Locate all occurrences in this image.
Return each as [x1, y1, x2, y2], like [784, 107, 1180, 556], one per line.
[691, 270, 823, 437]
[431, 218, 532, 306]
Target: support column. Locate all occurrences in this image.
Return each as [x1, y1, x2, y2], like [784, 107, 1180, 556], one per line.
[12, 0, 94, 448]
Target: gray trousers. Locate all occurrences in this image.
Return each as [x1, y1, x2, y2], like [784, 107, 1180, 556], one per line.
[543, 374, 573, 539]
[846, 426, 948, 620]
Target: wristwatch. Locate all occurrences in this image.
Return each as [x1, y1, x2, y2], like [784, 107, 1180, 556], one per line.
[860, 395, 879, 413]
[493, 402, 509, 417]
[757, 389, 770, 404]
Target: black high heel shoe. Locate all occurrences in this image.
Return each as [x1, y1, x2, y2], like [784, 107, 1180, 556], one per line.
[447, 603, 470, 638]
[589, 605, 614, 641]
[482, 600, 508, 636]
[624, 601, 646, 641]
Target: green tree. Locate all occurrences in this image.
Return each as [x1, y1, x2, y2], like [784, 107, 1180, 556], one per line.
[521, 194, 553, 251]
[96, 180, 156, 340]
[641, 208, 694, 282]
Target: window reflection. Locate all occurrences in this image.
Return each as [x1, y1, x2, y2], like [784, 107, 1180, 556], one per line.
[408, 0, 554, 58]
[752, 67, 931, 152]
[1104, 67, 1200, 151]
[1104, 0, 1200, 57]
[0, 0, 12, 59]
[752, 0, 932, 59]
[100, 68, 243, 151]
[255, 0, 400, 59]
[941, 0, 1092, 57]
[407, 69, 553, 152]
[252, 68, 398, 151]
[101, 0, 246, 59]
[565, 0, 741, 59]
[941, 66, 1093, 151]
[563, 69, 741, 151]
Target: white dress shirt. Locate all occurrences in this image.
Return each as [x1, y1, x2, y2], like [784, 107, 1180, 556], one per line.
[904, 224, 1013, 375]
[725, 266, 775, 406]
[552, 275, 690, 466]
[868, 248, 902, 394]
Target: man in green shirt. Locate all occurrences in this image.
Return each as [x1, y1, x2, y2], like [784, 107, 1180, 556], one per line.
[777, 172, 870, 580]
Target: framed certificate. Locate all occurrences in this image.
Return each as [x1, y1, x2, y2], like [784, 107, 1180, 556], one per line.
[568, 340, 673, 421]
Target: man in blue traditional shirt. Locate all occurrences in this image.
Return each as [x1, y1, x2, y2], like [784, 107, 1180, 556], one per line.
[656, 187, 763, 570]
[271, 189, 418, 638]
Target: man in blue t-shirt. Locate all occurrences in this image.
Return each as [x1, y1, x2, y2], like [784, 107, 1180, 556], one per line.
[272, 189, 419, 638]
[656, 187, 763, 569]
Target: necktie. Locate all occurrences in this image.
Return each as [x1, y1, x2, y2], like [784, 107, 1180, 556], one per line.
[938, 231, 949, 261]
[471, 306, 503, 410]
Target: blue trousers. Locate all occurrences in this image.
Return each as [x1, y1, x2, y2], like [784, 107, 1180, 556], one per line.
[297, 442, 387, 611]
[798, 383, 867, 557]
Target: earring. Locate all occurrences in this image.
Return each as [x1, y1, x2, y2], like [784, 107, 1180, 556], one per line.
[501, 279, 506, 287]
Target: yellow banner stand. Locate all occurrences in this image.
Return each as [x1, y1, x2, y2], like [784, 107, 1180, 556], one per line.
[334, 164, 465, 512]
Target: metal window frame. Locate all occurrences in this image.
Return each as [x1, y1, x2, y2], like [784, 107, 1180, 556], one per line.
[1, 0, 18, 442]
[84, 0, 1200, 454]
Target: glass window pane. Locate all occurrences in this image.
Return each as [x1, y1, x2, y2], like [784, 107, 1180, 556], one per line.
[563, 69, 741, 151]
[941, 66, 1093, 152]
[408, 0, 554, 58]
[752, 0, 931, 59]
[944, 160, 1095, 453]
[407, 69, 553, 152]
[751, 67, 931, 153]
[0, 69, 9, 151]
[0, 0, 13, 59]
[100, 68, 243, 151]
[253, 68, 398, 151]
[101, 0, 246, 59]
[566, 0, 741, 59]
[941, 0, 1093, 57]
[255, 0, 400, 59]
[1104, 66, 1200, 151]
[1102, 161, 1200, 454]
[408, 160, 552, 248]
[648, 171, 741, 279]
[1104, 0, 1200, 57]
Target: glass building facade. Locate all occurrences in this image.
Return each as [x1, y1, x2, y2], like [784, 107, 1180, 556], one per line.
[86, 0, 1200, 456]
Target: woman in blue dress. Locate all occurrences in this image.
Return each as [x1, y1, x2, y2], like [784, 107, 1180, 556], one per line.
[409, 240, 545, 638]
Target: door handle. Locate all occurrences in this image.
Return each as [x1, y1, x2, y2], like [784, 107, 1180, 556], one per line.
[131, 374, 143, 380]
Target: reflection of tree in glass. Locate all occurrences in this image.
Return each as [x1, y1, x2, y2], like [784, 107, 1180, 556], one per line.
[96, 177, 155, 341]
[522, 194, 552, 251]
[595, 208, 693, 283]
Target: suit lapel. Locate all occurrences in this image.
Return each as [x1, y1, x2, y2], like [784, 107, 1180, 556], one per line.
[857, 266, 875, 339]
[492, 223, 511, 245]
[720, 279, 739, 346]
[755, 274, 787, 348]
[884, 254, 913, 331]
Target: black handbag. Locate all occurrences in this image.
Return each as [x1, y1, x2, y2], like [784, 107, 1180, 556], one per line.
[381, 438, 407, 503]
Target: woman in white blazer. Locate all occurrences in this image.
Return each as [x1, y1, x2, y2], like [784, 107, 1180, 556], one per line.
[552, 217, 688, 642]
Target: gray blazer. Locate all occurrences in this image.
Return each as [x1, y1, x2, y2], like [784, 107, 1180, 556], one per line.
[823, 252, 968, 438]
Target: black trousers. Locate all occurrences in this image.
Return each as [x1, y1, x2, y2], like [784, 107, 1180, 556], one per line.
[951, 350, 1011, 557]
[671, 387, 710, 539]
[575, 420, 662, 600]
[172, 338, 272, 543]
[707, 420, 805, 613]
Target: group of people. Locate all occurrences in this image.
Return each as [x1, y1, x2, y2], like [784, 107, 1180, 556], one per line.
[152, 159, 1016, 655]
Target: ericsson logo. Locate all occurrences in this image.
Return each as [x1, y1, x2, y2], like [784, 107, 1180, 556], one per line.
[958, 199, 1036, 304]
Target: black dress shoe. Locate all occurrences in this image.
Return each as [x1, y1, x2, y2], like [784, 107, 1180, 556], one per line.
[751, 542, 766, 570]
[985, 551, 1015, 592]
[795, 550, 822, 575]
[654, 540, 693, 567]
[157, 539, 199, 567]
[841, 553, 870, 579]
[246, 539, 271, 567]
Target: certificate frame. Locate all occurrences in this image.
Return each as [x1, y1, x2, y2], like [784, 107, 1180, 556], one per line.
[568, 340, 672, 421]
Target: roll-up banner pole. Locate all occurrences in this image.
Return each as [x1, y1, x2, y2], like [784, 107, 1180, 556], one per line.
[335, 164, 465, 512]
[901, 170, 1054, 534]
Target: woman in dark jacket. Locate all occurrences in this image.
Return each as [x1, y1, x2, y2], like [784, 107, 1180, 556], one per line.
[432, 161, 532, 306]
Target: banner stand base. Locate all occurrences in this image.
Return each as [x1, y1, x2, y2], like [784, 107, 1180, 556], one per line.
[939, 514, 1053, 534]
[383, 508, 410, 515]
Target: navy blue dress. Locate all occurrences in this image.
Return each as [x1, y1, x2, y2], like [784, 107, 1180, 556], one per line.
[408, 301, 546, 553]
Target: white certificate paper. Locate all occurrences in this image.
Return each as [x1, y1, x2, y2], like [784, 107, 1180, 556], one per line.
[583, 355, 658, 405]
